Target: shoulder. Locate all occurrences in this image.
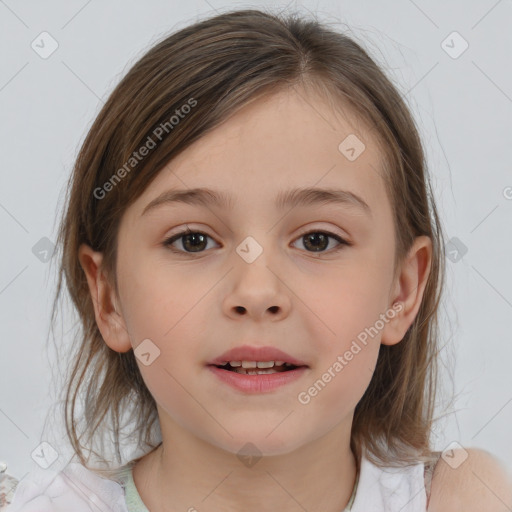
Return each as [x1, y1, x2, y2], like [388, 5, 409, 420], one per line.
[6, 463, 128, 512]
[427, 447, 512, 512]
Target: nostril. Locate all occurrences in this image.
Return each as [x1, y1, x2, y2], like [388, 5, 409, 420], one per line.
[234, 306, 246, 314]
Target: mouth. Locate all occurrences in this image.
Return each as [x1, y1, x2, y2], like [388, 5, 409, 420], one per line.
[207, 359, 309, 393]
[207, 344, 309, 373]
[210, 361, 306, 375]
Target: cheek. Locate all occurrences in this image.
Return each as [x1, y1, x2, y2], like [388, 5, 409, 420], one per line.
[301, 258, 392, 344]
[119, 253, 207, 343]
[295, 258, 390, 405]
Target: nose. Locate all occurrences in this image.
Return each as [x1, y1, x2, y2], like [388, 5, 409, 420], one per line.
[222, 256, 292, 321]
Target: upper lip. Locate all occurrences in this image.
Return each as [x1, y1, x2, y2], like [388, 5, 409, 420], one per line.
[208, 344, 309, 367]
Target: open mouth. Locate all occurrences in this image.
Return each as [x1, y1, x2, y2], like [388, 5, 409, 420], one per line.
[212, 361, 303, 375]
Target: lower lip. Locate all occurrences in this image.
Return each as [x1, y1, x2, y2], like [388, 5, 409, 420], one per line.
[207, 365, 308, 393]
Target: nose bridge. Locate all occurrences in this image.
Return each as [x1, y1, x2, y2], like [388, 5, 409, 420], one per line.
[223, 233, 291, 319]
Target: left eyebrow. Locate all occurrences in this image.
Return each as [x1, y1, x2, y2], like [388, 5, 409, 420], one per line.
[141, 186, 372, 217]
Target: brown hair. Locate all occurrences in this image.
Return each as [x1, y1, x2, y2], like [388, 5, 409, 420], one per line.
[50, 7, 446, 474]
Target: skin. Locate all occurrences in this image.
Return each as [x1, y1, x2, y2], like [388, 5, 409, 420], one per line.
[427, 448, 512, 511]
[79, 85, 434, 512]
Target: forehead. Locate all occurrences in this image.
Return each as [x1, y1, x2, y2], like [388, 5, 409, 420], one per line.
[133, 86, 389, 217]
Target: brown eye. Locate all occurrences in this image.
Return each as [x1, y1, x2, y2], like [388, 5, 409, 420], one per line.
[163, 228, 348, 255]
[293, 231, 348, 253]
[163, 229, 217, 253]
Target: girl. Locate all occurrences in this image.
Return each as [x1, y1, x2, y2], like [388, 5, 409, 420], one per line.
[6, 7, 511, 512]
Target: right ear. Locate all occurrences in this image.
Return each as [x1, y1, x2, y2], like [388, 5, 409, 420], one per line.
[78, 243, 132, 353]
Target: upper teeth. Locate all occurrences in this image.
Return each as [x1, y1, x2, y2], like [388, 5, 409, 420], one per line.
[229, 360, 287, 368]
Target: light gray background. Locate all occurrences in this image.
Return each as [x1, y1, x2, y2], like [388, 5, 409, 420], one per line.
[1, 0, 511, 483]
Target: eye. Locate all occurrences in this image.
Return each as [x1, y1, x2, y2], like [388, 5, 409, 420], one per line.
[163, 228, 219, 254]
[163, 228, 350, 255]
[292, 230, 349, 254]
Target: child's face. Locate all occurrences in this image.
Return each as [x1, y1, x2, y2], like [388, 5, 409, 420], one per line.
[87, 86, 429, 457]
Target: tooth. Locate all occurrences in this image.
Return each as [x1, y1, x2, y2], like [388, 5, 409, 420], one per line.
[229, 361, 242, 367]
[256, 361, 274, 368]
[275, 360, 285, 366]
[257, 370, 278, 374]
[241, 361, 257, 368]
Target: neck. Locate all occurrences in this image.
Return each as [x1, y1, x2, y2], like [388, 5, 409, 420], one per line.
[132, 418, 358, 512]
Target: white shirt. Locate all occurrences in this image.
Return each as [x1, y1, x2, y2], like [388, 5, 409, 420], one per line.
[6, 448, 430, 512]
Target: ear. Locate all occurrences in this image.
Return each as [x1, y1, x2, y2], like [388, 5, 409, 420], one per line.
[78, 243, 132, 353]
[381, 235, 433, 346]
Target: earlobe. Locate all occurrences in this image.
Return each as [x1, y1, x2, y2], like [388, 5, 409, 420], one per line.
[78, 243, 132, 353]
[381, 236, 433, 346]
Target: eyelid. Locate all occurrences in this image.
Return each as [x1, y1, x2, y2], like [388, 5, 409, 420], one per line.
[165, 223, 349, 241]
[296, 225, 349, 241]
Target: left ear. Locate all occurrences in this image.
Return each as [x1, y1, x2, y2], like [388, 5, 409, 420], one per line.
[381, 235, 433, 346]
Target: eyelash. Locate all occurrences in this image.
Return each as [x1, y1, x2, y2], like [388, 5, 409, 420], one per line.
[162, 227, 350, 256]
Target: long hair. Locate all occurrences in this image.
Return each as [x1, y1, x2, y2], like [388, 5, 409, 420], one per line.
[50, 7, 446, 474]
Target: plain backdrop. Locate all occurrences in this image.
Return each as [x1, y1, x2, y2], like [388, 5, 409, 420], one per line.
[1, 0, 511, 483]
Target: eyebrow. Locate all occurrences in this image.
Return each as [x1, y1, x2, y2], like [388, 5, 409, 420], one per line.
[141, 186, 372, 217]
